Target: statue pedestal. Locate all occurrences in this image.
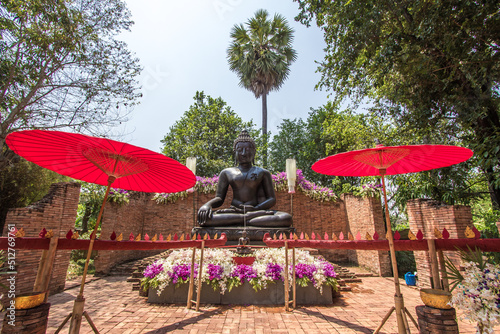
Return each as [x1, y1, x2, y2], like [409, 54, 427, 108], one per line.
[192, 226, 296, 242]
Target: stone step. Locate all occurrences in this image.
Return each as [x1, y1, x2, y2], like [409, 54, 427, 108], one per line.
[127, 277, 141, 283]
[132, 271, 143, 278]
[355, 273, 375, 277]
[343, 278, 363, 283]
[108, 251, 171, 278]
[337, 273, 357, 279]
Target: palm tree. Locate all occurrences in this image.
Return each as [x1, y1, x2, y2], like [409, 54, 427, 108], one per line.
[227, 9, 297, 166]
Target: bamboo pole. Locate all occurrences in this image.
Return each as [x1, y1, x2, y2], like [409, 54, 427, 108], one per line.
[380, 173, 409, 334]
[195, 240, 205, 311]
[34, 237, 59, 302]
[292, 247, 296, 309]
[427, 239, 442, 289]
[438, 250, 449, 291]
[284, 241, 289, 312]
[187, 247, 196, 309]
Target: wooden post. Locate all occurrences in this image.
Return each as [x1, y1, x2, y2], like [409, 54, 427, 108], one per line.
[34, 237, 59, 302]
[195, 240, 205, 311]
[427, 239, 442, 289]
[292, 246, 296, 309]
[186, 247, 196, 309]
[284, 241, 289, 311]
[68, 295, 85, 334]
[380, 173, 408, 334]
[438, 250, 450, 291]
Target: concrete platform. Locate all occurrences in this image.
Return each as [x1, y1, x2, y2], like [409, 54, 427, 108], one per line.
[148, 282, 333, 305]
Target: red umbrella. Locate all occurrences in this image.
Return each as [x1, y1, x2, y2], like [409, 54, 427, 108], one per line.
[6, 130, 195, 193]
[312, 144, 473, 334]
[6, 130, 196, 334]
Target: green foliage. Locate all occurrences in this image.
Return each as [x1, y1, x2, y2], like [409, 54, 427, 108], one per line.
[67, 249, 96, 279]
[140, 275, 160, 292]
[269, 102, 389, 188]
[227, 9, 297, 165]
[0, 0, 142, 168]
[471, 202, 500, 239]
[227, 9, 297, 99]
[395, 251, 416, 278]
[295, 0, 500, 208]
[325, 277, 339, 291]
[295, 276, 310, 288]
[322, 107, 377, 154]
[0, 158, 68, 232]
[108, 189, 130, 206]
[391, 165, 481, 211]
[75, 182, 105, 233]
[208, 278, 222, 292]
[269, 98, 485, 215]
[269, 108, 329, 184]
[445, 246, 488, 291]
[75, 183, 130, 233]
[227, 276, 242, 292]
[161, 91, 260, 177]
[152, 191, 188, 205]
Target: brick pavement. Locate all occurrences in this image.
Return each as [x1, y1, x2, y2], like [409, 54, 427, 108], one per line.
[36, 275, 488, 334]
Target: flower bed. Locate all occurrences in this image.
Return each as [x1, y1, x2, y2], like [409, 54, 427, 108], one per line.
[152, 170, 382, 205]
[141, 248, 338, 305]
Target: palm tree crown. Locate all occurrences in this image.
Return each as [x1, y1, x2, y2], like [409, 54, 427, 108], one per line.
[227, 9, 297, 140]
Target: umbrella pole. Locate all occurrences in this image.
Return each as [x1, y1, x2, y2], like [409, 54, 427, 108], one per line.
[67, 177, 115, 334]
[376, 173, 410, 334]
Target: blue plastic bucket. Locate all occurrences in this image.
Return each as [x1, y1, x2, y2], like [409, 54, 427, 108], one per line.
[404, 272, 416, 286]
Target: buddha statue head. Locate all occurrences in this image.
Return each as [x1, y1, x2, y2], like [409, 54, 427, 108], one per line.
[233, 130, 256, 165]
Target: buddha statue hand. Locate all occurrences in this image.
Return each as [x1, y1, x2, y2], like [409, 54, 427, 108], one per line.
[197, 204, 212, 225]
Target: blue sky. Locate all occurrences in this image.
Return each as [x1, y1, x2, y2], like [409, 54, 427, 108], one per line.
[117, 0, 331, 152]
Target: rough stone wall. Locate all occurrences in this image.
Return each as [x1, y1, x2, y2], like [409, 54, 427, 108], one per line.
[0, 182, 80, 307]
[406, 199, 472, 288]
[95, 189, 391, 276]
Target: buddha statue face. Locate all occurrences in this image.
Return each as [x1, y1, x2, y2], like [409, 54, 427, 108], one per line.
[235, 141, 255, 165]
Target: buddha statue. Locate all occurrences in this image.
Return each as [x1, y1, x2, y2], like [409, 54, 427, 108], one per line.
[197, 130, 292, 227]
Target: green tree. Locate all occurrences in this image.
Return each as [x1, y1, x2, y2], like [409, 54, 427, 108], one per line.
[295, 0, 500, 208]
[227, 9, 297, 166]
[75, 182, 106, 233]
[269, 108, 328, 184]
[161, 91, 260, 177]
[0, 0, 142, 169]
[269, 102, 384, 185]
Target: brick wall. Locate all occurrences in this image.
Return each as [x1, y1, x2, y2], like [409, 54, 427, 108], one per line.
[0, 182, 80, 307]
[343, 194, 392, 276]
[95, 190, 391, 276]
[406, 199, 472, 288]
